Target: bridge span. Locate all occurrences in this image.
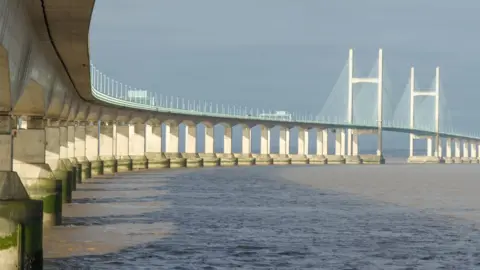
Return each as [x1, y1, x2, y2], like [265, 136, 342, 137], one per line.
[0, 1, 479, 268]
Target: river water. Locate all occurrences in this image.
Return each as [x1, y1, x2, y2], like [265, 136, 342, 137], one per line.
[44, 165, 480, 269]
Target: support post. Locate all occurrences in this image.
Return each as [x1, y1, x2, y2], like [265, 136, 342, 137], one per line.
[223, 125, 232, 154]
[116, 124, 132, 172]
[316, 129, 323, 156]
[45, 121, 72, 204]
[99, 121, 117, 174]
[427, 137, 433, 157]
[165, 122, 179, 153]
[241, 125, 251, 154]
[68, 123, 82, 184]
[185, 124, 197, 153]
[74, 122, 91, 179]
[129, 123, 148, 169]
[279, 127, 288, 155]
[260, 125, 269, 155]
[0, 114, 44, 268]
[14, 117, 62, 226]
[86, 122, 103, 176]
[352, 132, 359, 156]
[145, 123, 167, 168]
[297, 127, 305, 155]
[322, 129, 328, 155]
[205, 125, 214, 154]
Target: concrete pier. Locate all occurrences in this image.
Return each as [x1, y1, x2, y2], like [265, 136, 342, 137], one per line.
[115, 125, 133, 171]
[86, 123, 103, 176]
[219, 125, 236, 166]
[327, 130, 346, 164]
[75, 124, 92, 179]
[45, 122, 73, 205]
[100, 122, 117, 174]
[146, 124, 169, 168]
[271, 154, 291, 165]
[218, 153, 238, 166]
[291, 128, 309, 164]
[68, 125, 82, 185]
[183, 124, 203, 167]
[14, 117, 62, 227]
[199, 153, 220, 167]
[0, 114, 44, 268]
[129, 124, 148, 170]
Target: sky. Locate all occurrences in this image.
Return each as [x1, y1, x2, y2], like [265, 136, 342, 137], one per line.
[89, 0, 480, 153]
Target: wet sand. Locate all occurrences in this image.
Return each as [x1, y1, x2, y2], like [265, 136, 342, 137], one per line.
[275, 164, 480, 224]
[44, 171, 178, 260]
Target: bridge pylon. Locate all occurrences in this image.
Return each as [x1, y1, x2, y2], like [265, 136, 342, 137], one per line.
[347, 48, 384, 159]
[408, 66, 441, 159]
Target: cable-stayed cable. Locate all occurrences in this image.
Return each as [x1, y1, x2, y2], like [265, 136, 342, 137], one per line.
[318, 60, 348, 123]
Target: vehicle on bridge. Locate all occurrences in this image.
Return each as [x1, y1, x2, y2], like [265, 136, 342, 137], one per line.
[259, 111, 292, 121]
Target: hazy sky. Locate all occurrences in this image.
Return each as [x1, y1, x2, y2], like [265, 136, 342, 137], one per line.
[90, 0, 480, 140]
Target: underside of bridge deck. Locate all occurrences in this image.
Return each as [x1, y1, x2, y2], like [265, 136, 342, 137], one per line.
[26, 0, 95, 101]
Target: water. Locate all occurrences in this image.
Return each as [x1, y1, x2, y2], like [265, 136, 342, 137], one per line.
[44, 165, 480, 269]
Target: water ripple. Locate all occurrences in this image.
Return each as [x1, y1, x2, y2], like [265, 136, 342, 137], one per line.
[45, 166, 480, 269]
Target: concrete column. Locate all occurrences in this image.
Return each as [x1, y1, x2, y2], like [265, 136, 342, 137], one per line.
[463, 141, 469, 158]
[146, 124, 162, 153]
[86, 122, 103, 176]
[0, 115, 43, 270]
[145, 123, 167, 168]
[352, 132, 359, 156]
[322, 129, 328, 155]
[335, 130, 342, 155]
[14, 117, 62, 226]
[115, 124, 132, 172]
[267, 128, 271, 154]
[455, 139, 461, 158]
[316, 129, 323, 155]
[260, 125, 269, 155]
[185, 125, 197, 153]
[477, 142, 480, 162]
[165, 122, 179, 153]
[74, 123, 91, 179]
[223, 125, 232, 154]
[113, 124, 117, 157]
[46, 121, 75, 204]
[347, 129, 353, 156]
[304, 129, 309, 155]
[298, 128, 305, 155]
[241, 125, 251, 154]
[409, 134, 414, 157]
[340, 129, 346, 156]
[205, 125, 214, 154]
[129, 123, 148, 169]
[427, 137, 433, 157]
[446, 138, 452, 158]
[470, 142, 477, 159]
[67, 125, 75, 160]
[60, 124, 76, 192]
[438, 138, 443, 158]
[279, 127, 288, 155]
[116, 125, 129, 157]
[67, 124, 81, 184]
[99, 122, 117, 174]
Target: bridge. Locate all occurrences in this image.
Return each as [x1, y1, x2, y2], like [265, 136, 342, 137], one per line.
[0, 1, 479, 269]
